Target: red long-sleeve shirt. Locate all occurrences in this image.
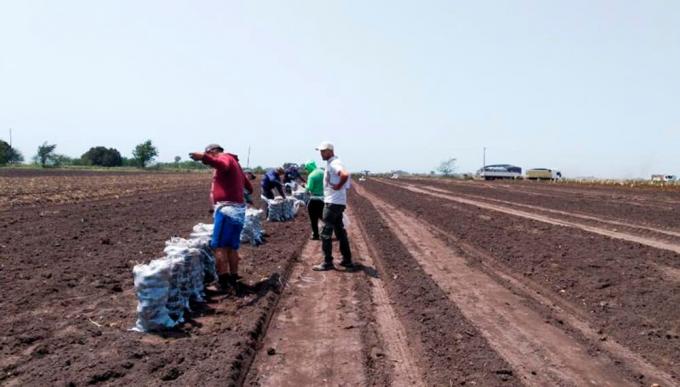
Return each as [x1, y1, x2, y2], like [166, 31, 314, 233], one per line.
[202, 152, 253, 205]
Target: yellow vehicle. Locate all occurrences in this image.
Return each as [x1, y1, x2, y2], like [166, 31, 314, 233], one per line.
[526, 168, 562, 181]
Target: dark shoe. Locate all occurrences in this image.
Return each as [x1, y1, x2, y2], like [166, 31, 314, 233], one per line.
[312, 262, 334, 271]
[339, 260, 354, 269]
[218, 274, 233, 291]
[310, 234, 320, 240]
[218, 273, 240, 290]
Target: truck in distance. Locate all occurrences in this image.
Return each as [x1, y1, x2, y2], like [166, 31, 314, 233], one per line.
[526, 168, 562, 181]
[475, 164, 522, 180]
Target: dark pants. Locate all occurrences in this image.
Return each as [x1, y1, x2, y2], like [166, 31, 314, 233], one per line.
[321, 203, 352, 264]
[308, 199, 324, 238]
[262, 188, 275, 200]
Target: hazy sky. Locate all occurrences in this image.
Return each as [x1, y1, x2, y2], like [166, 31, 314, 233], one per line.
[1, 0, 679, 178]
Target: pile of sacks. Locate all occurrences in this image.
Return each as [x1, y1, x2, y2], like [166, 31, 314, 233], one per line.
[130, 224, 217, 332]
[241, 208, 265, 246]
[262, 196, 304, 222]
[131, 211, 267, 332]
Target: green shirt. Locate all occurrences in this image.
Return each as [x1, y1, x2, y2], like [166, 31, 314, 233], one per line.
[306, 168, 324, 197]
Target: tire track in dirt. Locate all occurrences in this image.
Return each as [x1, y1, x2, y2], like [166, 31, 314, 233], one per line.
[385, 181, 680, 255]
[418, 184, 680, 240]
[375, 196, 678, 387]
[349, 192, 523, 386]
[354, 184, 659, 387]
[247, 213, 422, 386]
[364, 179, 680, 382]
[426, 178, 680, 208]
[248, 239, 366, 386]
[347, 208, 425, 387]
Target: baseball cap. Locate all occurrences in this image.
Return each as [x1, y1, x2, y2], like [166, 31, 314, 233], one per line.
[315, 141, 334, 151]
[204, 143, 224, 152]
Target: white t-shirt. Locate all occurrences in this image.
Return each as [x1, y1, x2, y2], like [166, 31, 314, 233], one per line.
[324, 156, 351, 205]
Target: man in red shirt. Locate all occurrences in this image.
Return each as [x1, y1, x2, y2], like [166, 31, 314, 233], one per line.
[190, 144, 253, 290]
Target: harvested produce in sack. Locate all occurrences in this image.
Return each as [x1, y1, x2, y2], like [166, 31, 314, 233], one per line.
[131, 259, 176, 332]
[292, 187, 310, 205]
[241, 208, 265, 245]
[131, 226, 218, 333]
[262, 196, 304, 222]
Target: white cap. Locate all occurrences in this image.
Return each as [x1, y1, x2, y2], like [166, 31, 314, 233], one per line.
[315, 141, 334, 151]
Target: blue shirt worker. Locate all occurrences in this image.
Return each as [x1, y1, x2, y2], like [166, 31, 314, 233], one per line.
[283, 164, 306, 185]
[261, 167, 286, 199]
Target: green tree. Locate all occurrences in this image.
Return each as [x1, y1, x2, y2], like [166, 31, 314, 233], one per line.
[132, 140, 158, 168]
[52, 154, 73, 167]
[81, 146, 123, 167]
[34, 142, 58, 167]
[437, 158, 457, 176]
[0, 140, 24, 165]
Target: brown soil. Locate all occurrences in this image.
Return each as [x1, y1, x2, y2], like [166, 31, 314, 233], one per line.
[406, 178, 680, 230]
[246, 207, 420, 387]
[403, 183, 680, 254]
[5, 170, 679, 386]
[0, 170, 213, 210]
[1, 173, 309, 386]
[348, 188, 522, 386]
[362, 179, 680, 384]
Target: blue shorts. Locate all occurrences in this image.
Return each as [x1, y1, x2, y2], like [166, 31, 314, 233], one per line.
[211, 206, 245, 250]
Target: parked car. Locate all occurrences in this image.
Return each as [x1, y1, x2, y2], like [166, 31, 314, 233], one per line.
[475, 164, 522, 180]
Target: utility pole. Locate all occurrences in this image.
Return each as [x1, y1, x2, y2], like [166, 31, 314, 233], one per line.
[9, 128, 12, 148]
[483, 146, 486, 168]
[246, 145, 251, 168]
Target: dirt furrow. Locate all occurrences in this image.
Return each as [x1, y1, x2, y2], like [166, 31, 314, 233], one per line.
[347, 208, 425, 387]
[247, 240, 366, 386]
[419, 184, 680, 241]
[389, 180, 680, 255]
[1, 180, 312, 386]
[361, 179, 680, 383]
[247, 208, 423, 386]
[349, 191, 522, 386]
[405, 178, 680, 229]
[354, 184, 641, 387]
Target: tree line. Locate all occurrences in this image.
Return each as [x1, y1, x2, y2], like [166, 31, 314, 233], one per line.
[0, 139, 205, 170]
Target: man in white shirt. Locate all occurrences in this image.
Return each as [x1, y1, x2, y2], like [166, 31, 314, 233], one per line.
[312, 141, 353, 271]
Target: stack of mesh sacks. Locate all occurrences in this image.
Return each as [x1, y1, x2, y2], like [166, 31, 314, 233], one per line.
[263, 196, 305, 222]
[131, 224, 217, 332]
[241, 208, 265, 246]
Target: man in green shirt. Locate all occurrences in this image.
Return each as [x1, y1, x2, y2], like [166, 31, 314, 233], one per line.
[305, 161, 325, 240]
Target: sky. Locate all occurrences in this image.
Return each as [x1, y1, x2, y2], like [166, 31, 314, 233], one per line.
[1, 0, 679, 178]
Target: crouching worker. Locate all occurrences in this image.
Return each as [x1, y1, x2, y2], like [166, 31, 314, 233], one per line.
[190, 144, 253, 290]
[261, 167, 286, 199]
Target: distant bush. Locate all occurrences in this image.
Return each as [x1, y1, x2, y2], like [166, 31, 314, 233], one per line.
[81, 146, 123, 167]
[151, 160, 209, 170]
[0, 140, 23, 165]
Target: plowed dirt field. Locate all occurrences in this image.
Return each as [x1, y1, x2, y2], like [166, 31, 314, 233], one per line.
[2, 171, 678, 386]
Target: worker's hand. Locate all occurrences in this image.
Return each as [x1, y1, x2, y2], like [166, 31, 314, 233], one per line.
[189, 152, 203, 161]
[332, 183, 343, 190]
